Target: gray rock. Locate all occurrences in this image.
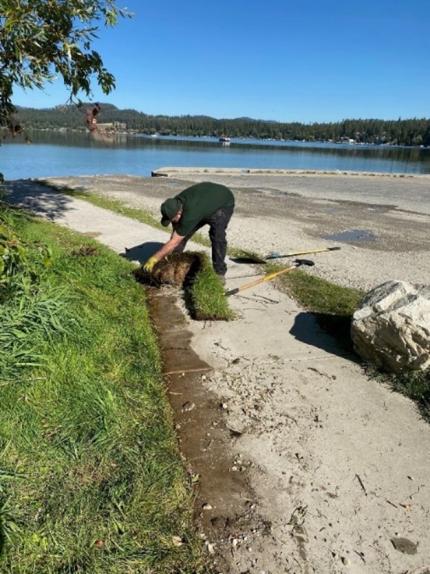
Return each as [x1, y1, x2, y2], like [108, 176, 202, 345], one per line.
[351, 280, 430, 373]
[390, 536, 418, 555]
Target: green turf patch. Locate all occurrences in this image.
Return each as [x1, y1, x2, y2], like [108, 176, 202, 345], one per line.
[187, 253, 234, 321]
[228, 248, 266, 264]
[134, 252, 233, 322]
[0, 206, 206, 573]
[267, 264, 364, 317]
[389, 369, 430, 421]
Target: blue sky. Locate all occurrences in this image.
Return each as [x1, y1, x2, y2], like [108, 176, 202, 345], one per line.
[12, 0, 430, 122]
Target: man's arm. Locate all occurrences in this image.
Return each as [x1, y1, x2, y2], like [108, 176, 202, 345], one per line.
[143, 232, 184, 271]
[153, 232, 184, 261]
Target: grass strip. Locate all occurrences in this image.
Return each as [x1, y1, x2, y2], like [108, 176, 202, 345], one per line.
[262, 262, 364, 353]
[265, 263, 364, 317]
[187, 253, 234, 321]
[0, 207, 206, 573]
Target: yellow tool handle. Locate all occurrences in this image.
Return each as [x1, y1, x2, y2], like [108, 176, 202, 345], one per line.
[226, 264, 297, 296]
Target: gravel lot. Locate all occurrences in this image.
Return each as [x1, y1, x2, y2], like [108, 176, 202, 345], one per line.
[47, 171, 430, 290]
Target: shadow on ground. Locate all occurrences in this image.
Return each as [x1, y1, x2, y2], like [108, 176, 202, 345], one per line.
[4, 179, 75, 220]
[121, 241, 164, 263]
[290, 312, 358, 359]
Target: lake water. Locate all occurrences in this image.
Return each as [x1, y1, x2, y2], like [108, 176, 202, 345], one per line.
[1, 130, 429, 180]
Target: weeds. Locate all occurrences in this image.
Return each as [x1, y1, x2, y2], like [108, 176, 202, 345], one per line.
[0, 206, 71, 383]
[0, 285, 78, 383]
[0, 207, 52, 301]
[390, 369, 430, 421]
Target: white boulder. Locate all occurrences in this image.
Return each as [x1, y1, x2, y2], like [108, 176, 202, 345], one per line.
[351, 280, 430, 373]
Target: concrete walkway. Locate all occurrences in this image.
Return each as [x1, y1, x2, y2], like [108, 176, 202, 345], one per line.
[6, 180, 430, 574]
[5, 179, 203, 262]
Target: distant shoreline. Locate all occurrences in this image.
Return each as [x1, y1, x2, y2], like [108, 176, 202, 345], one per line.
[13, 103, 430, 147]
[13, 127, 430, 151]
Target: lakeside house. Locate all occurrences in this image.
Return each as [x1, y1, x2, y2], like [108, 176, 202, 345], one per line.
[96, 121, 127, 132]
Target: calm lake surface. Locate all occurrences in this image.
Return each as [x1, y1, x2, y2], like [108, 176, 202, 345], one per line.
[1, 130, 430, 180]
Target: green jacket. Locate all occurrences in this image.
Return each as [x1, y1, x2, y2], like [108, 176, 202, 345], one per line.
[174, 182, 235, 236]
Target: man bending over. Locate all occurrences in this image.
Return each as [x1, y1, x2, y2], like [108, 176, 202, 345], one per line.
[143, 181, 235, 280]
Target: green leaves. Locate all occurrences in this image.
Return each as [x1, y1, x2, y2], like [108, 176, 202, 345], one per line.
[0, 0, 127, 123]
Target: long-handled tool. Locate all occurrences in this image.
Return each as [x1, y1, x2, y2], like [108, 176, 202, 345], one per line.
[225, 258, 315, 297]
[265, 246, 340, 260]
[231, 246, 340, 265]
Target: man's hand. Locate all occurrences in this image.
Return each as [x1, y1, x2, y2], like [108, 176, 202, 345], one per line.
[143, 256, 158, 273]
[143, 233, 184, 273]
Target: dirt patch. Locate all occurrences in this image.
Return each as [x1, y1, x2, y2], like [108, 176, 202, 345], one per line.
[70, 245, 99, 257]
[148, 288, 271, 572]
[134, 253, 201, 287]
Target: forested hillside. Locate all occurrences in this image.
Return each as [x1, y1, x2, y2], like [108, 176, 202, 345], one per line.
[15, 104, 430, 146]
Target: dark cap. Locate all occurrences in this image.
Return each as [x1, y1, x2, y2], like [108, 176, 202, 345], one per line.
[160, 197, 181, 226]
